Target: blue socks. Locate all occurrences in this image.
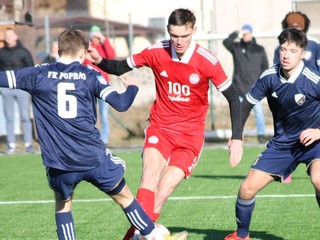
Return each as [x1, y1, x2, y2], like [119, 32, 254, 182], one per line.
[55, 212, 76, 240]
[123, 199, 154, 236]
[236, 196, 255, 238]
[55, 200, 155, 238]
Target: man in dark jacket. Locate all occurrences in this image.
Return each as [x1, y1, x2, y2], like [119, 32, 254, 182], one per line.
[223, 24, 269, 144]
[0, 28, 35, 154]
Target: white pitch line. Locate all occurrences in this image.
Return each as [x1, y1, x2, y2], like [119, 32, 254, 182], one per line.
[169, 194, 314, 200]
[0, 194, 314, 205]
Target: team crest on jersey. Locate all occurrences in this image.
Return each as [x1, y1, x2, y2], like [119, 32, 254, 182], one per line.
[305, 51, 311, 61]
[294, 93, 305, 106]
[148, 136, 159, 144]
[189, 73, 200, 84]
[97, 75, 107, 85]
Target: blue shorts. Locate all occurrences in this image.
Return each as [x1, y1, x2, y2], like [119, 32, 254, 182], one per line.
[251, 141, 320, 182]
[46, 149, 126, 200]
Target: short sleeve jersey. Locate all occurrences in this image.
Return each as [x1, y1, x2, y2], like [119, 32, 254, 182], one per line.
[127, 40, 230, 135]
[0, 61, 117, 171]
[246, 62, 320, 149]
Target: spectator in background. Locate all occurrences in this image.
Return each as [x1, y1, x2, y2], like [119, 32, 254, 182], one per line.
[42, 40, 59, 63]
[273, 11, 320, 71]
[223, 24, 269, 144]
[0, 28, 35, 154]
[83, 25, 116, 147]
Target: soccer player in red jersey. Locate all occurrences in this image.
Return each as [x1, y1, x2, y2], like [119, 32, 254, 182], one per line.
[88, 8, 243, 239]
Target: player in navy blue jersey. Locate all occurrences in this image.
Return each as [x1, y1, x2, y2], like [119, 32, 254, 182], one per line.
[0, 28, 174, 240]
[225, 28, 320, 240]
[273, 11, 320, 183]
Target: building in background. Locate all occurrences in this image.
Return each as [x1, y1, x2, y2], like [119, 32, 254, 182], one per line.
[0, 0, 319, 141]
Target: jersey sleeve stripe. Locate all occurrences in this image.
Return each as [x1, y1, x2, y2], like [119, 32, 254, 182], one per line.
[6, 70, 16, 89]
[100, 86, 116, 100]
[216, 77, 232, 92]
[127, 56, 136, 69]
[246, 93, 259, 104]
[303, 68, 320, 84]
[260, 66, 277, 79]
[197, 47, 218, 65]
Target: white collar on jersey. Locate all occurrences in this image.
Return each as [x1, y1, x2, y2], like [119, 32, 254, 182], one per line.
[280, 60, 304, 83]
[58, 57, 82, 64]
[171, 41, 196, 63]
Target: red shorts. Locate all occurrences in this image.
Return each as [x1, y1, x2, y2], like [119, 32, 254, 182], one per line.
[144, 125, 204, 178]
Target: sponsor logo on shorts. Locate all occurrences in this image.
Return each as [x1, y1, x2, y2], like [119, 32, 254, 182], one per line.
[252, 153, 262, 166]
[148, 136, 159, 144]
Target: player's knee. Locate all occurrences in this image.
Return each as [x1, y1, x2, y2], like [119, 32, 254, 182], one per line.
[311, 175, 320, 191]
[239, 181, 257, 199]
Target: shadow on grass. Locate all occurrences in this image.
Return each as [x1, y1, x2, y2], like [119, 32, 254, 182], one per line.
[169, 227, 285, 240]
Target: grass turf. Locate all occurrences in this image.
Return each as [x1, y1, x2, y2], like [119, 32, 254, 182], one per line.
[0, 145, 319, 239]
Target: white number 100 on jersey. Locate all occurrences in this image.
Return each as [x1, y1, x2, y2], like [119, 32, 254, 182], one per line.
[167, 81, 190, 95]
[57, 82, 77, 118]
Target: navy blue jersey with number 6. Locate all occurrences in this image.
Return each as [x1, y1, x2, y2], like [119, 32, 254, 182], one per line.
[0, 60, 138, 171]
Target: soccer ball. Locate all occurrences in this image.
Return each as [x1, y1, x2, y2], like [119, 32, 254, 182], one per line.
[134, 223, 171, 240]
[154, 223, 170, 237]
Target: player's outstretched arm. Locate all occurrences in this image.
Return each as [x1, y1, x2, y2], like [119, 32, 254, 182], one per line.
[86, 46, 132, 76]
[227, 97, 256, 167]
[221, 85, 243, 140]
[105, 77, 140, 112]
[120, 76, 140, 88]
[221, 85, 244, 166]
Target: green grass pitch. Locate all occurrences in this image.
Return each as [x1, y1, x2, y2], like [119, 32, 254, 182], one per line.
[0, 145, 319, 239]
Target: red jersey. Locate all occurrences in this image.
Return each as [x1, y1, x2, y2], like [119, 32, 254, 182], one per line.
[127, 40, 231, 135]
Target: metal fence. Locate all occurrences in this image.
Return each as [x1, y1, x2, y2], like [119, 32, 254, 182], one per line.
[105, 34, 287, 145]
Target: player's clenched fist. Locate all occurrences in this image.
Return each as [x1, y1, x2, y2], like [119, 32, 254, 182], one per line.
[86, 45, 102, 64]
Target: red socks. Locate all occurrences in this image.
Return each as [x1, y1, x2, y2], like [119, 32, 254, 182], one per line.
[137, 188, 155, 218]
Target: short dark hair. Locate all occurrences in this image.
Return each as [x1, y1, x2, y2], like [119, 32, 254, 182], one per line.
[168, 8, 196, 28]
[281, 11, 311, 33]
[278, 28, 308, 50]
[58, 29, 88, 57]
